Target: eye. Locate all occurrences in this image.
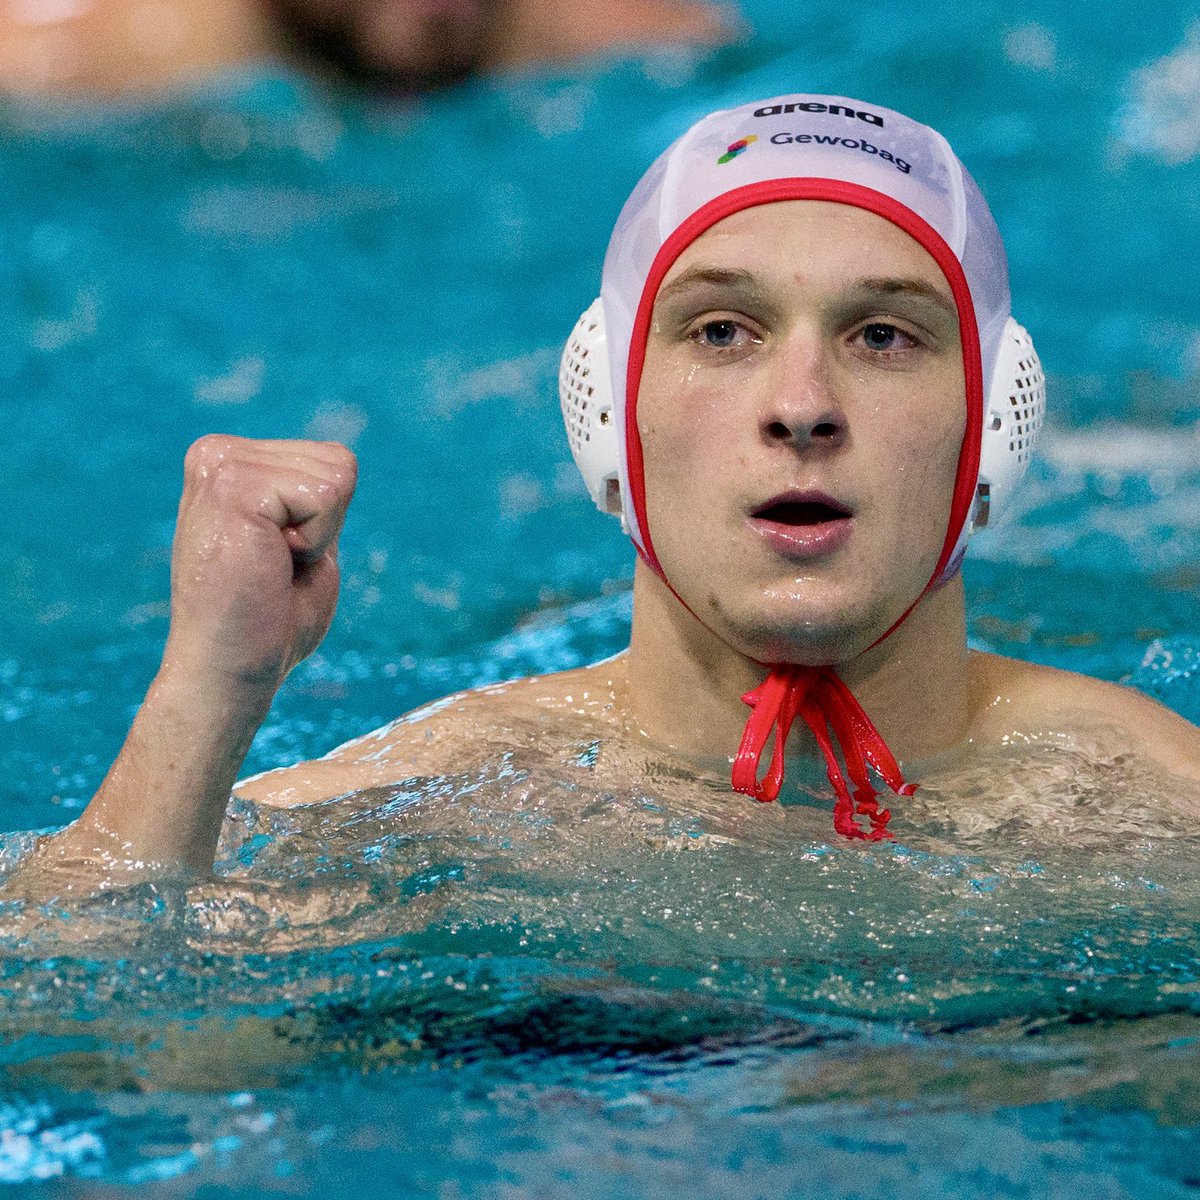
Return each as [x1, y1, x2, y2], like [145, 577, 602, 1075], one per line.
[700, 319, 740, 348]
[858, 323, 917, 353]
[689, 318, 760, 352]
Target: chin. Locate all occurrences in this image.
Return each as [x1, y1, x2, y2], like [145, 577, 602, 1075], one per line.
[714, 603, 872, 667]
[713, 582, 912, 668]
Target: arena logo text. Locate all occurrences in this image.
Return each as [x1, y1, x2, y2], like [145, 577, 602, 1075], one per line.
[754, 101, 884, 126]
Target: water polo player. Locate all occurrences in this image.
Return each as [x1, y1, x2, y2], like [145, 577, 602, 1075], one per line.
[11, 93, 1200, 889]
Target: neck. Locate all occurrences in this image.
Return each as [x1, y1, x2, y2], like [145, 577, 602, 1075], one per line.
[0, 0, 281, 97]
[625, 560, 973, 772]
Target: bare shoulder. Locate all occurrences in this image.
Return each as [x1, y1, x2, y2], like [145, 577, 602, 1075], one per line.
[235, 658, 628, 807]
[968, 651, 1200, 779]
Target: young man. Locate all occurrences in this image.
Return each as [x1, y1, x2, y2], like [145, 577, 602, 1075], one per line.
[12, 94, 1200, 893]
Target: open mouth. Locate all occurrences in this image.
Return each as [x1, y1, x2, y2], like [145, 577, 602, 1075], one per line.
[752, 497, 851, 525]
[749, 492, 854, 557]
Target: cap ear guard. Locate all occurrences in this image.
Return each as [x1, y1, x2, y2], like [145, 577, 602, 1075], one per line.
[559, 299, 626, 530]
[972, 317, 1046, 530]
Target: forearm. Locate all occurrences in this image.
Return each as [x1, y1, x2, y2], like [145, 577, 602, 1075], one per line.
[1, 436, 356, 900]
[13, 661, 275, 889]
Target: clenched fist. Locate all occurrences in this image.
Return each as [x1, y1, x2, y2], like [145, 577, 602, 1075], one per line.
[165, 435, 358, 692]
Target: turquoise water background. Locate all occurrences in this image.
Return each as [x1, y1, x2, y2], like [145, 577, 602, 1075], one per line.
[0, 0, 1199, 1192]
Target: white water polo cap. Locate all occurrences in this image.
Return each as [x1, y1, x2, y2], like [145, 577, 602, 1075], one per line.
[559, 93, 1046, 582]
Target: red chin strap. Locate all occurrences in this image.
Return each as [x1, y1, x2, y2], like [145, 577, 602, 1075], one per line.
[731, 665, 916, 840]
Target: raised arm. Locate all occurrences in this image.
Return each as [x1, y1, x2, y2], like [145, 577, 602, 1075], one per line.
[8, 435, 357, 890]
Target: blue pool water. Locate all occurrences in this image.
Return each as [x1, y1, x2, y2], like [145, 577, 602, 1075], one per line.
[1, 0, 1199, 1193]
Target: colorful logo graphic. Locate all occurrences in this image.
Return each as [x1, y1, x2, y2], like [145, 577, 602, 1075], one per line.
[717, 134, 757, 164]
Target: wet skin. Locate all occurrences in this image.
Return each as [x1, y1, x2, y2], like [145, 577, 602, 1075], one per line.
[635, 200, 966, 668]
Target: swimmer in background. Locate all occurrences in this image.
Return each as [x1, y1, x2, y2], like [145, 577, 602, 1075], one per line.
[9, 93, 1200, 894]
[0, 0, 729, 97]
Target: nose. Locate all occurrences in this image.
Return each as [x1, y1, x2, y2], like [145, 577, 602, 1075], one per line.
[760, 334, 848, 450]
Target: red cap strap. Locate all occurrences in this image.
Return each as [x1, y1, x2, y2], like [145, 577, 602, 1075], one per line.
[731, 667, 808, 801]
[732, 665, 915, 841]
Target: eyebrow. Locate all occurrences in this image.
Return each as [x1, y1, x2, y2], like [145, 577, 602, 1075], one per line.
[844, 276, 959, 321]
[655, 266, 958, 322]
[654, 266, 766, 305]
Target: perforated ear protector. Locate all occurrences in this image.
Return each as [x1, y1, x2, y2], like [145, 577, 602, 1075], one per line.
[973, 317, 1046, 528]
[558, 298, 626, 530]
[559, 300, 1046, 544]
